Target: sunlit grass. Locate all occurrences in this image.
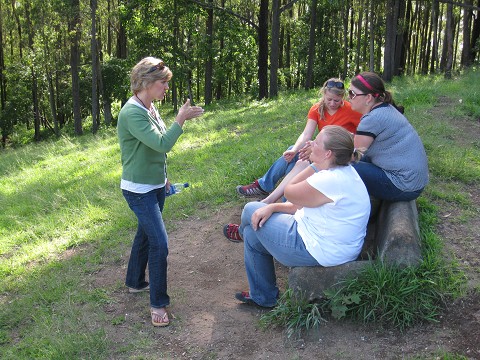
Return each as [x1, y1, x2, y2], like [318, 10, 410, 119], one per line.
[0, 69, 479, 357]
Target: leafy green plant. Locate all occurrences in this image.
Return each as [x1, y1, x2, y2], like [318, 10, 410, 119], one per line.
[259, 288, 327, 338]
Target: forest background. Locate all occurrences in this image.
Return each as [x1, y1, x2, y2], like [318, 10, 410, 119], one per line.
[0, 0, 479, 147]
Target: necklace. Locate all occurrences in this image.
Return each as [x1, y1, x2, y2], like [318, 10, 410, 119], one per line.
[135, 94, 150, 110]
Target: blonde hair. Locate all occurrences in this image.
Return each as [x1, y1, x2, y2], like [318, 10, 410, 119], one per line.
[130, 57, 173, 94]
[317, 78, 346, 120]
[322, 125, 361, 165]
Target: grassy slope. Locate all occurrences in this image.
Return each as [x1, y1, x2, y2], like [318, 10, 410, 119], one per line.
[0, 69, 479, 358]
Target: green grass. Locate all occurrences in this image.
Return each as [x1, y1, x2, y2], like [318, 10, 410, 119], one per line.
[1, 69, 479, 358]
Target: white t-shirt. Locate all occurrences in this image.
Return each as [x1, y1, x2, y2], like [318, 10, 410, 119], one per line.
[294, 165, 371, 267]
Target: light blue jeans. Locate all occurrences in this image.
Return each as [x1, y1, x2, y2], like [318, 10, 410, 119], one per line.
[258, 145, 299, 192]
[239, 202, 319, 307]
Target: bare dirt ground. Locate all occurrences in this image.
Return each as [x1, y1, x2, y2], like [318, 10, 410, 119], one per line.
[97, 105, 480, 359]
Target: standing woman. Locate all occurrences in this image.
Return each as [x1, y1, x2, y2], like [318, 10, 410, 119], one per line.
[349, 72, 429, 201]
[117, 57, 204, 326]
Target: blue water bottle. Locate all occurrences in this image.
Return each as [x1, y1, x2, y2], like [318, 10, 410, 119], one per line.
[166, 182, 189, 196]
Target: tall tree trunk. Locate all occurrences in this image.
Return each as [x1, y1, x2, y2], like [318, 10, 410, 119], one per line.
[383, 0, 396, 81]
[355, 0, 363, 74]
[461, 0, 473, 67]
[258, 0, 269, 99]
[91, 0, 100, 134]
[270, 0, 280, 97]
[470, 0, 480, 63]
[11, 0, 23, 59]
[25, 1, 41, 141]
[341, 0, 350, 78]
[431, 0, 440, 73]
[368, 0, 375, 71]
[285, 6, 293, 88]
[444, 2, 454, 78]
[421, 1, 432, 74]
[70, 0, 83, 135]
[305, 0, 317, 89]
[393, 0, 406, 76]
[117, 1, 127, 59]
[204, 0, 213, 105]
[0, 0, 5, 109]
[107, 0, 112, 56]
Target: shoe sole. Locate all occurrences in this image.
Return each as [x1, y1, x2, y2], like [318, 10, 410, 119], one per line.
[128, 285, 150, 293]
[235, 292, 275, 309]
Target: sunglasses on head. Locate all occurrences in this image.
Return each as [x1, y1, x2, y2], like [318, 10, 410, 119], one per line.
[325, 80, 344, 89]
[147, 61, 166, 74]
[348, 89, 368, 100]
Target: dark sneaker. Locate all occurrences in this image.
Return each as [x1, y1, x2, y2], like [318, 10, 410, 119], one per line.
[223, 223, 242, 242]
[128, 284, 150, 293]
[236, 180, 268, 197]
[235, 291, 274, 308]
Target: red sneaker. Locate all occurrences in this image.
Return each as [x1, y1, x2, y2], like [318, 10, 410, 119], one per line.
[236, 180, 268, 197]
[223, 223, 242, 242]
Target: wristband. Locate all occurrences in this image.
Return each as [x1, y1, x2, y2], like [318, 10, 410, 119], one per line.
[310, 163, 319, 173]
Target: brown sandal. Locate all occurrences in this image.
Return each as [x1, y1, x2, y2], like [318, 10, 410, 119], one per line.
[151, 308, 170, 327]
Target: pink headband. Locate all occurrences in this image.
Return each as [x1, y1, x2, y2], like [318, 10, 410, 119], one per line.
[356, 74, 379, 97]
[356, 74, 374, 91]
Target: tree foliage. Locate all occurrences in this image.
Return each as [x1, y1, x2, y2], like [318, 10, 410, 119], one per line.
[0, 0, 479, 146]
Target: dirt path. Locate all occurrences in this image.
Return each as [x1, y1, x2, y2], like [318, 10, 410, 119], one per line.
[97, 102, 480, 359]
[95, 202, 479, 360]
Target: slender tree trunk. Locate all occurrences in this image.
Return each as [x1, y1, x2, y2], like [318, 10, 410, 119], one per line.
[258, 0, 269, 99]
[270, 0, 280, 97]
[369, 0, 375, 71]
[107, 0, 112, 56]
[393, 0, 406, 76]
[470, 0, 480, 63]
[431, 0, 440, 72]
[0, 0, 5, 109]
[305, 0, 317, 89]
[204, 0, 213, 105]
[11, 0, 23, 59]
[70, 0, 83, 135]
[355, 0, 363, 74]
[383, 0, 396, 81]
[25, 1, 41, 141]
[285, 6, 293, 88]
[91, 0, 100, 134]
[461, 0, 473, 67]
[117, 1, 127, 59]
[444, 2, 454, 78]
[341, 0, 350, 78]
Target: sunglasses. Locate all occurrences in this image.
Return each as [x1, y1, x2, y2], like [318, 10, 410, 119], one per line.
[147, 61, 166, 74]
[325, 80, 344, 89]
[348, 89, 368, 100]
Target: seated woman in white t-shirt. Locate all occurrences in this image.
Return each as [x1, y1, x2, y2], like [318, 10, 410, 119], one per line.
[233, 125, 371, 308]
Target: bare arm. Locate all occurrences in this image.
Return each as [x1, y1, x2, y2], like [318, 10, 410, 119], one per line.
[250, 202, 299, 230]
[284, 163, 333, 208]
[262, 160, 310, 204]
[354, 134, 374, 152]
[283, 119, 318, 163]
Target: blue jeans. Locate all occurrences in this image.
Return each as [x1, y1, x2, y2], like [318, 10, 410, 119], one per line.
[258, 145, 299, 192]
[352, 158, 423, 202]
[122, 188, 170, 309]
[239, 202, 319, 307]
